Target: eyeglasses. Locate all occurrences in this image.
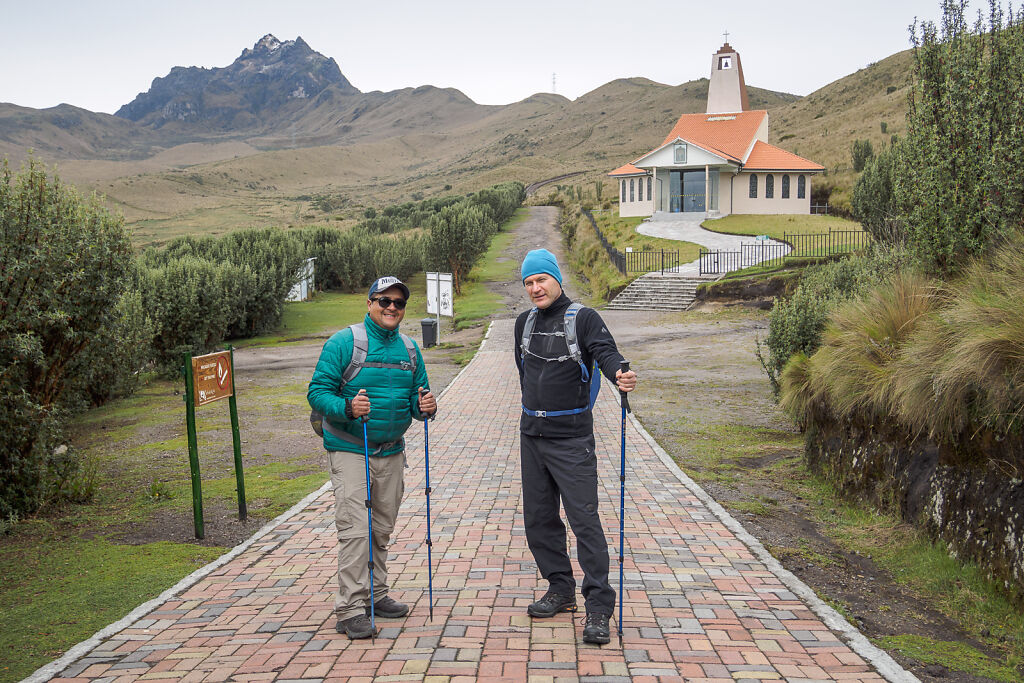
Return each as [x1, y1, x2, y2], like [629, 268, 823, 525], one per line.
[372, 296, 407, 310]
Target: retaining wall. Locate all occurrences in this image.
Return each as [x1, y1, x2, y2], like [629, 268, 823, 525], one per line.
[805, 421, 1024, 602]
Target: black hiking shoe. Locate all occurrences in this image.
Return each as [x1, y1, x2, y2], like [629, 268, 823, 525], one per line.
[337, 614, 376, 639]
[366, 595, 409, 619]
[582, 612, 611, 645]
[527, 591, 577, 618]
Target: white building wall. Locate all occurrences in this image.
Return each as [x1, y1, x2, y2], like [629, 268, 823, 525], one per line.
[616, 175, 654, 218]
[731, 172, 813, 214]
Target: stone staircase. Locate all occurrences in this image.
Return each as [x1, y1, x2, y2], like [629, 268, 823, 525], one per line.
[604, 272, 711, 311]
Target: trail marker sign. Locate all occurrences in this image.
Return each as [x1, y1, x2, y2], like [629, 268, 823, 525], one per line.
[192, 351, 233, 406]
[183, 347, 247, 539]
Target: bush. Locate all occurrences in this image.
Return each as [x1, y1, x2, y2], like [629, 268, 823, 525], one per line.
[851, 138, 874, 172]
[852, 144, 905, 245]
[781, 229, 1024, 446]
[142, 257, 232, 373]
[758, 249, 905, 394]
[895, 2, 1024, 275]
[0, 159, 133, 519]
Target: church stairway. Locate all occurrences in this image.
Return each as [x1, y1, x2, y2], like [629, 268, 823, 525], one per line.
[604, 272, 710, 311]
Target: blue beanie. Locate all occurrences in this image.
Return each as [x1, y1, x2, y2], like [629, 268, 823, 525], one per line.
[521, 249, 563, 284]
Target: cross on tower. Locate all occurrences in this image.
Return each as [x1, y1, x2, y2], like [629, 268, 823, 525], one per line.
[723, 30, 730, 43]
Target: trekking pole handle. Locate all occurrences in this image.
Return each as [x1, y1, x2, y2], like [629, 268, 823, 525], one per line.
[619, 360, 631, 413]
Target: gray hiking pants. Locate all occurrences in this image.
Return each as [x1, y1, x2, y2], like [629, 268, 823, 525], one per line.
[327, 449, 405, 620]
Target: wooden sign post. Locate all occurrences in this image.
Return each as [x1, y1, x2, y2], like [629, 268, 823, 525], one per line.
[183, 347, 247, 539]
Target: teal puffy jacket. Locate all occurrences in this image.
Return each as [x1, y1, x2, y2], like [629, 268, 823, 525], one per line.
[307, 314, 430, 456]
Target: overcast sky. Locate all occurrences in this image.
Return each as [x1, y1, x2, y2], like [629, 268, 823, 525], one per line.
[4, 0, 968, 115]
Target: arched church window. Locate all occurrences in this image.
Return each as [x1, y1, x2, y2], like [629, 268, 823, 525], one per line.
[621, 180, 626, 201]
[647, 176, 652, 202]
[630, 178, 635, 202]
[766, 174, 775, 199]
[748, 174, 757, 199]
[798, 175, 806, 199]
[782, 175, 790, 199]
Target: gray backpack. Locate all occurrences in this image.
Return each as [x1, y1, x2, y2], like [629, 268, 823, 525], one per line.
[310, 323, 417, 452]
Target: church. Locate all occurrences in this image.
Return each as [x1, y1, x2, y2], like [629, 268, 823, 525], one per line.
[609, 42, 823, 219]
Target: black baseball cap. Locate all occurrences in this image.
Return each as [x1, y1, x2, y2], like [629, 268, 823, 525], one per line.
[367, 276, 410, 300]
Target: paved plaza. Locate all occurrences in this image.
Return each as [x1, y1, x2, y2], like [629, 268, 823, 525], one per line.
[33, 320, 912, 683]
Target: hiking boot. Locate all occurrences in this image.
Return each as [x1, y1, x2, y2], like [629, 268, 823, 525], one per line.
[527, 591, 577, 618]
[366, 595, 409, 619]
[336, 614, 375, 639]
[582, 611, 611, 644]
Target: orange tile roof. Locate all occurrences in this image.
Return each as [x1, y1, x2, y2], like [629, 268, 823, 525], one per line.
[743, 140, 824, 171]
[659, 110, 768, 162]
[608, 162, 646, 177]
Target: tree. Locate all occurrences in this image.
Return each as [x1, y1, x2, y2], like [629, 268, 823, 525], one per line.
[851, 139, 874, 172]
[852, 143, 905, 245]
[895, 0, 1024, 274]
[0, 159, 134, 518]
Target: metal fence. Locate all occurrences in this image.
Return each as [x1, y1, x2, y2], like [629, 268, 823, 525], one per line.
[625, 249, 681, 274]
[698, 229, 871, 276]
[699, 242, 789, 276]
[582, 209, 626, 274]
[810, 203, 830, 215]
[783, 229, 871, 258]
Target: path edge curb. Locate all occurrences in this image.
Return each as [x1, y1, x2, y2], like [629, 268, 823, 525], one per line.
[607, 381, 919, 683]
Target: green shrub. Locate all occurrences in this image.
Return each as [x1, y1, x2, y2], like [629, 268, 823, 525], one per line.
[852, 144, 905, 245]
[0, 159, 133, 519]
[759, 249, 905, 394]
[781, 229, 1024, 446]
[896, 2, 1024, 275]
[142, 257, 232, 373]
[851, 139, 874, 172]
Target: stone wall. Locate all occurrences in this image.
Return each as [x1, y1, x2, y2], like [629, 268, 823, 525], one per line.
[805, 421, 1024, 602]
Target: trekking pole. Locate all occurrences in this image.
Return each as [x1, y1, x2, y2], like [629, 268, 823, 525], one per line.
[618, 360, 631, 638]
[419, 388, 435, 621]
[361, 415, 377, 639]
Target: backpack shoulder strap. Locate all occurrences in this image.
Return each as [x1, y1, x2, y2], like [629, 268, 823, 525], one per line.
[563, 303, 585, 365]
[399, 333, 417, 371]
[341, 323, 369, 386]
[519, 308, 539, 361]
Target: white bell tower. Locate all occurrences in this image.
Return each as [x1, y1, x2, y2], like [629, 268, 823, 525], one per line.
[706, 37, 750, 114]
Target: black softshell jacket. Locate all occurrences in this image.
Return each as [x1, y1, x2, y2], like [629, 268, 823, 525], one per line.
[514, 293, 625, 438]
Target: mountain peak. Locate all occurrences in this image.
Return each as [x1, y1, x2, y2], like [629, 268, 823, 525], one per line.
[116, 35, 359, 128]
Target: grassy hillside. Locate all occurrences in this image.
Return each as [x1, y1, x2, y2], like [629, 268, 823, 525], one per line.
[2, 49, 912, 244]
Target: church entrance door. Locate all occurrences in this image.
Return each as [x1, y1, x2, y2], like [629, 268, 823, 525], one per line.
[669, 170, 706, 213]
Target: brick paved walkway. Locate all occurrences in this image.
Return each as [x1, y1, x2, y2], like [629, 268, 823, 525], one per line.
[35, 320, 913, 683]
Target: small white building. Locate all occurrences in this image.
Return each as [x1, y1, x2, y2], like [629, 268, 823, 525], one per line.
[287, 257, 316, 302]
[610, 43, 823, 219]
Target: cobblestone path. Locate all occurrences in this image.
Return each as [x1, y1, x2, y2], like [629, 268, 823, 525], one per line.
[37, 319, 911, 683]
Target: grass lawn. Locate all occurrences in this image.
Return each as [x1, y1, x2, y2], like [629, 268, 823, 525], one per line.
[588, 210, 703, 266]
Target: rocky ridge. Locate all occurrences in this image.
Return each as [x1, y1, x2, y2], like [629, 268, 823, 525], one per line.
[115, 34, 358, 130]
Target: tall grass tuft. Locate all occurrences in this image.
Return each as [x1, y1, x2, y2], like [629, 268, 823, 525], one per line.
[782, 229, 1024, 446]
[810, 271, 937, 424]
[893, 233, 1024, 442]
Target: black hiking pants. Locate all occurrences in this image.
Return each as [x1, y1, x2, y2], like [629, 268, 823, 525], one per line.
[520, 432, 615, 615]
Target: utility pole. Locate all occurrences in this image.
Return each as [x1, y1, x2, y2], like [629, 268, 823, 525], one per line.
[552, 73, 556, 94]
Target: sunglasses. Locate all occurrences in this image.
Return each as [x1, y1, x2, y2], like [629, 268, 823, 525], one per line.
[372, 296, 407, 310]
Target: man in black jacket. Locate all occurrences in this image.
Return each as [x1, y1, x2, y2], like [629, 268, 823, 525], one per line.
[513, 249, 637, 645]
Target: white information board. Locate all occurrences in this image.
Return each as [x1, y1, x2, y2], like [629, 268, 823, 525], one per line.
[426, 272, 454, 317]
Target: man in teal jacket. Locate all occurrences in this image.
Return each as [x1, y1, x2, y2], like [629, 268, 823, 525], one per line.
[308, 276, 436, 639]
